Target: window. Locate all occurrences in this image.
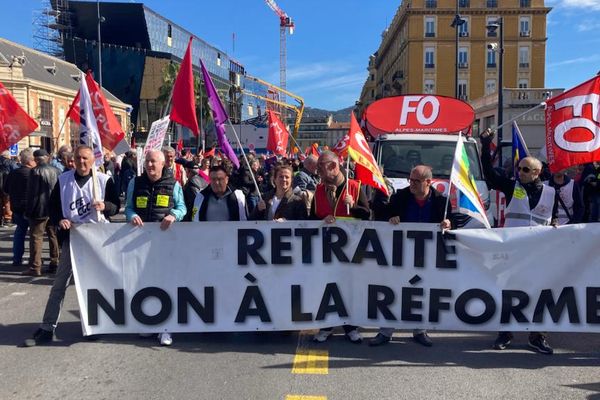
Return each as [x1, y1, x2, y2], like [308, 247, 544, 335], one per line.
[487, 16, 498, 37]
[425, 17, 436, 37]
[487, 47, 496, 67]
[458, 81, 468, 100]
[458, 47, 468, 67]
[425, 0, 437, 8]
[39, 99, 52, 121]
[459, 18, 469, 37]
[487, 0, 498, 7]
[518, 79, 529, 89]
[520, 17, 531, 37]
[424, 48, 435, 68]
[217, 53, 222, 67]
[459, 0, 470, 7]
[371, 89, 375, 98]
[370, 74, 375, 81]
[424, 79, 435, 94]
[486, 79, 497, 95]
[167, 24, 172, 47]
[519, 46, 529, 68]
[520, 0, 531, 7]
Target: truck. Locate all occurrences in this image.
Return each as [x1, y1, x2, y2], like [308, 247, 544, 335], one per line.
[363, 95, 492, 228]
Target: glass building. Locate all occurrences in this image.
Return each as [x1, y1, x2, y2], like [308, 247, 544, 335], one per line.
[60, 1, 267, 146]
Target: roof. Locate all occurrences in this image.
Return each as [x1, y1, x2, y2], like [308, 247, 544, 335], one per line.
[0, 37, 126, 105]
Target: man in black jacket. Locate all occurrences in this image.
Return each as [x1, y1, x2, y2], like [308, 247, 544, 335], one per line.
[5, 148, 36, 266]
[369, 165, 451, 348]
[24, 149, 60, 276]
[191, 165, 247, 222]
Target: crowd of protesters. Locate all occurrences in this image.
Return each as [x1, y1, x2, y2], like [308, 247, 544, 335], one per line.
[0, 136, 594, 352]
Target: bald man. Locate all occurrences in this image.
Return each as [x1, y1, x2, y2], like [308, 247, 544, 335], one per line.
[480, 129, 557, 354]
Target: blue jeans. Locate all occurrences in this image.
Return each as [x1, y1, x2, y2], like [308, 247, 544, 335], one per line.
[12, 212, 28, 264]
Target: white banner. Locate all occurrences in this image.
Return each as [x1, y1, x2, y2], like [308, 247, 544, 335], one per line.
[143, 115, 171, 155]
[70, 222, 600, 335]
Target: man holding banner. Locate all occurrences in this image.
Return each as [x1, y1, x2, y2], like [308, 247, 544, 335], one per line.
[369, 165, 451, 347]
[480, 128, 557, 354]
[311, 150, 370, 344]
[23, 146, 120, 347]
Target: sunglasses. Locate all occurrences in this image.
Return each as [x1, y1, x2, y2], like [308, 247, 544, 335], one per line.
[518, 166, 535, 173]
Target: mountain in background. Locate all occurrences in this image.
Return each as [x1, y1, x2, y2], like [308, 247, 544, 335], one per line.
[302, 106, 354, 122]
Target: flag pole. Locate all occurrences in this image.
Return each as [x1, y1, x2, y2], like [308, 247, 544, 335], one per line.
[226, 119, 262, 201]
[494, 101, 546, 132]
[345, 154, 351, 214]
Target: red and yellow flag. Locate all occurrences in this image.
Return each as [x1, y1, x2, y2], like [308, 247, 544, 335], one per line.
[347, 113, 389, 197]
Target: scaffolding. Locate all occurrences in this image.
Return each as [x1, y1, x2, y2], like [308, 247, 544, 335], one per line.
[33, 0, 72, 59]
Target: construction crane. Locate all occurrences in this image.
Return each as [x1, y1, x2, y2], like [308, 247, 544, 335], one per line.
[264, 0, 294, 107]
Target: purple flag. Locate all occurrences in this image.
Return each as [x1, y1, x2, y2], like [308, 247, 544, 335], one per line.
[199, 59, 239, 168]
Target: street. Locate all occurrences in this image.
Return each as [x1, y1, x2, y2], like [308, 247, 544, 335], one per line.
[0, 225, 599, 400]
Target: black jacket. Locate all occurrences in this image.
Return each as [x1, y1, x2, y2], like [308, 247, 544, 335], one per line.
[381, 186, 451, 224]
[250, 189, 308, 221]
[195, 185, 245, 221]
[183, 174, 206, 221]
[5, 166, 32, 214]
[26, 162, 60, 219]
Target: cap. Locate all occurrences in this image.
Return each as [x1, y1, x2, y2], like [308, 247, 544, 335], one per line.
[33, 149, 49, 157]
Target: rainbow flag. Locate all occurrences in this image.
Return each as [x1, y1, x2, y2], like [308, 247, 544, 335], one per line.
[449, 133, 491, 228]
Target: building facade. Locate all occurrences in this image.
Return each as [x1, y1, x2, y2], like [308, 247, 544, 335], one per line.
[297, 115, 349, 150]
[0, 37, 130, 154]
[358, 0, 550, 114]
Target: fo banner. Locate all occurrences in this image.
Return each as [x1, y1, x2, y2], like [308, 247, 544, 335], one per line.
[70, 222, 600, 335]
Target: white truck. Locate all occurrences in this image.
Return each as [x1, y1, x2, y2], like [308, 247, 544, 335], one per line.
[363, 95, 492, 228]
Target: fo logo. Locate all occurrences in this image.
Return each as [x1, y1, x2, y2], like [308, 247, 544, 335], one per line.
[554, 94, 600, 152]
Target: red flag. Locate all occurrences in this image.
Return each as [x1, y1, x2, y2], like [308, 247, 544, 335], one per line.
[203, 147, 215, 158]
[67, 72, 129, 153]
[266, 110, 289, 156]
[0, 82, 39, 152]
[332, 132, 349, 158]
[347, 113, 389, 196]
[170, 37, 199, 136]
[176, 137, 183, 153]
[545, 75, 600, 172]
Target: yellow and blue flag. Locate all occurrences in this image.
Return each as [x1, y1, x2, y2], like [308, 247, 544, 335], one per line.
[512, 121, 530, 177]
[449, 133, 491, 228]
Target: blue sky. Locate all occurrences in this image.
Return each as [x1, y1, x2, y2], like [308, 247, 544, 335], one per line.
[1, 0, 599, 111]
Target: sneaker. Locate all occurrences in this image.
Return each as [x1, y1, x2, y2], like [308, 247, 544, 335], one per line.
[313, 330, 333, 343]
[493, 332, 514, 350]
[368, 333, 391, 347]
[345, 329, 363, 344]
[159, 332, 173, 346]
[528, 336, 554, 355]
[22, 328, 54, 347]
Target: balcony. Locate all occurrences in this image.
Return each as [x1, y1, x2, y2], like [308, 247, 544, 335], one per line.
[520, 31, 531, 37]
[458, 63, 468, 69]
[392, 70, 404, 80]
[425, 63, 435, 69]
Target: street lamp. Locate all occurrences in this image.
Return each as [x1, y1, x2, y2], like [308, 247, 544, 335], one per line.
[450, 2, 465, 99]
[487, 18, 504, 164]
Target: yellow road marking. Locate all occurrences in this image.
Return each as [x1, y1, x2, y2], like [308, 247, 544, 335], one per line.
[291, 349, 329, 375]
[285, 396, 327, 400]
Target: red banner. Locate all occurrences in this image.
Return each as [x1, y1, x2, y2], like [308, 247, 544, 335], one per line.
[0, 82, 39, 152]
[545, 75, 600, 172]
[266, 110, 289, 156]
[68, 72, 127, 152]
[170, 37, 199, 136]
[332, 132, 349, 158]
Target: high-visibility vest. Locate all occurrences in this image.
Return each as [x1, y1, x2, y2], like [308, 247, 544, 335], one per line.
[504, 181, 554, 227]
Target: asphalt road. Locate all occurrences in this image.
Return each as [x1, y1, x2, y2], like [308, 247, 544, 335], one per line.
[0, 224, 599, 400]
